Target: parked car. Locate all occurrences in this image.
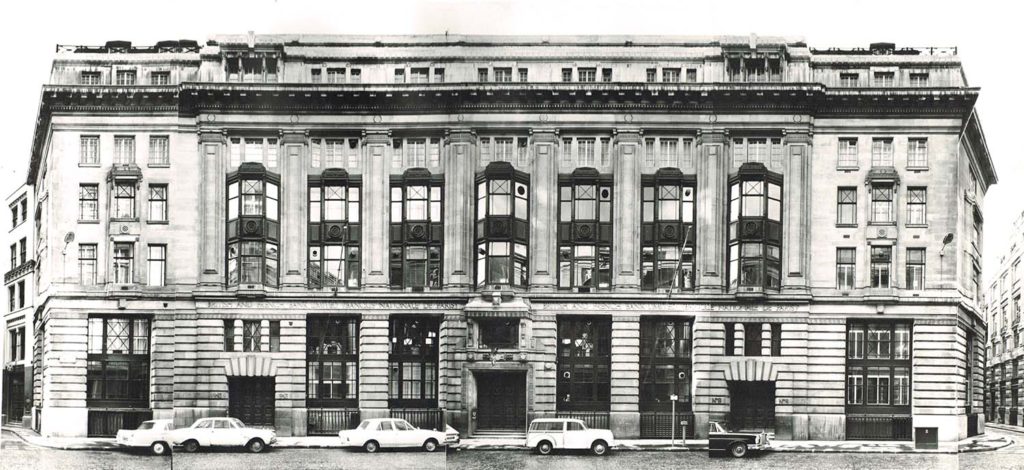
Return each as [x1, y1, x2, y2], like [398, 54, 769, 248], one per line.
[115, 419, 175, 455]
[707, 421, 770, 458]
[338, 418, 459, 453]
[170, 417, 277, 453]
[526, 418, 615, 456]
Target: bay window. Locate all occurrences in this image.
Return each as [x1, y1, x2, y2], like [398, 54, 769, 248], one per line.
[475, 162, 529, 288]
[226, 163, 280, 288]
[641, 170, 696, 291]
[727, 163, 782, 292]
[308, 170, 361, 289]
[558, 169, 613, 292]
[390, 170, 443, 290]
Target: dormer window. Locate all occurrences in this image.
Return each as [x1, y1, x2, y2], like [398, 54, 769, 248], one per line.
[81, 71, 102, 85]
[475, 162, 529, 288]
[115, 70, 136, 86]
[226, 52, 279, 83]
[226, 164, 280, 288]
[727, 163, 783, 292]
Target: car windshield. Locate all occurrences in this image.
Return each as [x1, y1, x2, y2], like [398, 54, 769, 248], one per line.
[137, 422, 155, 430]
[228, 418, 244, 428]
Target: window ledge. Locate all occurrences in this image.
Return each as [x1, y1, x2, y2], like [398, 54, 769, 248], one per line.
[78, 219, 100, 224]
[78, 163, 101, 168]
[868, 221, 897, 227]
[837, 165, 860, 172]
[905, 224, 928, 229]
[906, 166, 929, 172]
[145, 220, 169, 225]
[147, 163, 170, 169]
[110, 218, 139, 223]
[836, 223, 859, 229]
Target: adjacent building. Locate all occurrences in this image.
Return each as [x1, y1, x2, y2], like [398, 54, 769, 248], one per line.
[3, 183, 35, 427]
[25, 34, 996, 443]
[985, 210, 1024, 427]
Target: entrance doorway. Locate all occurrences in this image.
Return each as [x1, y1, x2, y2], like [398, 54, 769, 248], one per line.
[2, 366, 25, 424]
[727, 381, 775, 431]
[475, 371, 526, 431]
[228, 377, 275, 427]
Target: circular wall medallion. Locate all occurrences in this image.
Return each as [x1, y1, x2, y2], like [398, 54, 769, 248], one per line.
[373, 115, 383, 123]
[624, 114, 634, 123]
[540, 114, 550, 122]
[663, 225, 677, 240]
[457, 114, 465, 122]
[708, 114, 718, 123]
[411, 225, 426, 239]
[792, 114, 803, 123]
[244, 220, 260, 234]
[327, 225, 343, 238]
[289, 114, 299, 123]
[577, 225, 593, 239]
[205, 114, 216, 122]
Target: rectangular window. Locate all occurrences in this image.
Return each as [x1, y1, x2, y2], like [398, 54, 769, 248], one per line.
[6, 286, 12, 312]
[394, 68, 406, 83]
[578, 138, 595, 166]
[662, 68, 680, 82]
[870, 185, 894, 223]
[325, 68, 345, 83]
[148, 136, 169, 165]
[17, 280, 25, 309]
[18, 239, 26, 265]
[870, 246, 892, 288]
[743, 323, 762, 356]
[906, 187, 926, 225]
[601, 68, 613, 82]
[873, 71, 895, 87]
[79, 184, 99, 221]
[837, 187, 857, 225]
[148, 184, 167, 222]
[113, 182, 136, 219]
[116, 70, 137, 85]
[388, 317, 440, 406]
[840, 72, 859, 87]
[114, 136, 135, 164]
[646, 68, 656, 83]
[86, 316, 150, 406]
[494, 68, 513, 82]
[724, 323, 735, 356]
[837, 247, 856, 290]
[906, 248, 925, 290]
[433, 68, 445, 83]
[686, 68, 697, 82]
[866, 366, 890, 405]
[639, 319, 693, 410]
[907, 138, 928, 168]
[771, 324, 782, 357]
[311, 68, 322, 83]
[147, 244, 166, 287]
[871, 138, 893, 167]
[847, 367, 864, 404]
[113, 242, 134, 284]
[838, 138, 858, 167]
[80, 244, 98, 285]
[349, 69, 361, 83]
[410, 67, 429, 83]
[518, 68, 528, 82]
[151, 71, 170, 85]
[561, 68, 572, 82]
[556, 317, 611, 410]
[81, 71, 102, 85]
[243, 320, 262, 352]
[578, 68, 596, 82]
[847, 327, 865, 359]
[909, 73, 929, 86]
[644, 138, 655, 167]
[81, 135, 100, 165]
[659, 139, 678, 167]
[307, 316, 359, 403]
[478, 68, 489, 82]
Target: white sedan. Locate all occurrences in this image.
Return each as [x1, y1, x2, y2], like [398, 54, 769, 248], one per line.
[115, 419, 175, 455]
[171, 417, 277, 453]
[338, 418, 459, 453]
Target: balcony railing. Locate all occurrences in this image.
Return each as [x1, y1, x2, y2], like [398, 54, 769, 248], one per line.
[87, 409, 152, 437]
[390, 408, 444, 431]
[307, 408, 360, 435]
[846, 414, 912, 440]
[555, 411, 610, 430]
[640, 411, 696, 439]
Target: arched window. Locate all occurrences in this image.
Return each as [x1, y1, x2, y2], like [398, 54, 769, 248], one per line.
[641, 169, 696, 291]
[308, 169, 361, 289]
[557, 168, 613, 292]
[475, 162, 529, 288]
[727, 163, 782, 292]
[389, 169, 443, 290]
[226, 163, 280, 288]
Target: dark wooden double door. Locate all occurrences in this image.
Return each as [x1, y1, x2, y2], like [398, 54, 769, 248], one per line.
[228, 377, 275, 427]
[728, 381, 775, 431]
[476, 372, 526, 431]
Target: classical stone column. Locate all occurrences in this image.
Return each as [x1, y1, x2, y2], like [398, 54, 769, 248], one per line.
[443, 129, 477, 290]
[440, 313, 467, 430]
[358, 313, 390, 419]
[280, 131, 308, 289]
[198, 130, 226, 288]
[782, 131, 811, 293]
[610, 315, 640, 438]
[362, 130, 391, 290]
[696, 130, 728, 293]
[613, 129, 642, 291]
[529, 129, 559, 291]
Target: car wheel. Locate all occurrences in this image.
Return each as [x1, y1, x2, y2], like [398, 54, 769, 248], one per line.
[591, 440, 608, 456]
[364, 440, 380, 453]
[247, 438, 266, 453]
[150, 441, 169, 456]
[182, 440, 200, 453]
[729, 442, 748, 458]
[537, 441, 553, 455]
[423, 439, 439, 452]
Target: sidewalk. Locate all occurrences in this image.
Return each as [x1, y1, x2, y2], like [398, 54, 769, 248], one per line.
[2, 425, 1013, 454]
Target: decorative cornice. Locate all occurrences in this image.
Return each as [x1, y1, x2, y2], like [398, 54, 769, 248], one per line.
[4, 260, 35, 284]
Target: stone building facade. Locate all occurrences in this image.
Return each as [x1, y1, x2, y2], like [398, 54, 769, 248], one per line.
[25, 34, 995, 443]
[985, 210, 1024, 427]
[3, 184, 34, 428]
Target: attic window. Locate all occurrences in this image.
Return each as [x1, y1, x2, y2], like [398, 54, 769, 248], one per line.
[81, 71, 102, 85]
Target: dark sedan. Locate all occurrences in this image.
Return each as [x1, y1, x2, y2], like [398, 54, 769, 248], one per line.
[707, 421, 770, 458]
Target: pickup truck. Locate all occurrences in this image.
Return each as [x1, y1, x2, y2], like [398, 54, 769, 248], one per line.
[707, 421, 770, 458]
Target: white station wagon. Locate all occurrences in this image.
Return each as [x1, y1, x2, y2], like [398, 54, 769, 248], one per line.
[115, 419, 175, 455]
[339, 418, 459, 453]
[526, 418, 615, 456]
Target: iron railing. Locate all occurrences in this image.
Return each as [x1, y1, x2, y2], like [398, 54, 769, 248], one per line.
[555, 411, 610, 430]
[87, 409, 152, 437]
[391, 408, 444, 431]
[846, 414, 912, 441]
[307, 408, 360, 435]
[640, 411, 696, 439]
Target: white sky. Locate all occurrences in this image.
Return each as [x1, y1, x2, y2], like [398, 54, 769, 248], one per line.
[1, 0, 1020, 284]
